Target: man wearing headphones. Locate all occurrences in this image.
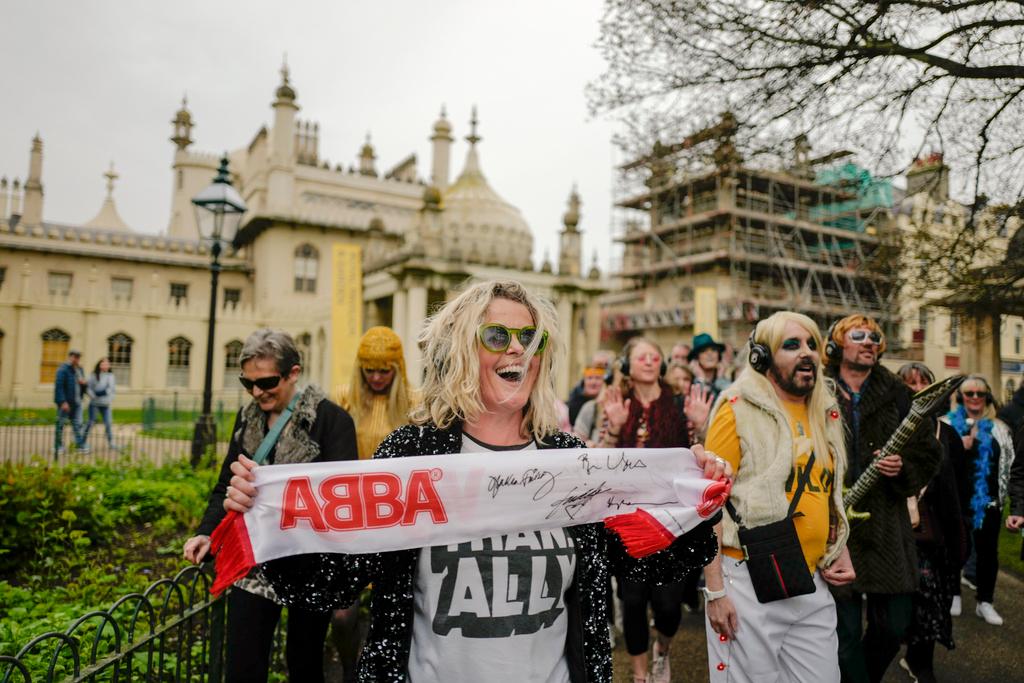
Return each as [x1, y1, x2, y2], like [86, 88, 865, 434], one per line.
[825, 314, 942, 683]
[703, 311, 855, 682]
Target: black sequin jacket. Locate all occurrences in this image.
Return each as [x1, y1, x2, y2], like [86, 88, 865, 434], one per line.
[261, 422, 719, 683]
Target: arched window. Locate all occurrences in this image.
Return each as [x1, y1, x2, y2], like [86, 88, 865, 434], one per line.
[296, 332, 312, 370]
[167, 336, 192, 388]
[223, 339, 243, 388]
[40, 328, 71, 383]
[107, 333, 133, 387]
[294, 244, 319, 293]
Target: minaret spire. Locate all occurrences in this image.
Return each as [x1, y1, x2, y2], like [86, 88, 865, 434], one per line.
[466, 105, 481, 146]
[104, 162, 118, 199]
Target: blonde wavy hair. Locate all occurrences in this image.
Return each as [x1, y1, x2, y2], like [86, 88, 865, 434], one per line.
[744, 311, 846, 469]
[411, 279, 562, 441]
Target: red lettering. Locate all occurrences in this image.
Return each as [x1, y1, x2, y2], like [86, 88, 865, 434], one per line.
[320, 475, 364, 531]
[362, 473, 404, 528]
[402, 469, 448, 525]
[280, 477, 326, 531]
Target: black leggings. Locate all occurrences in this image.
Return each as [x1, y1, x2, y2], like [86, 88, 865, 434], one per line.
[226, 588, 331, 683]
[618, 578, 686, 656]
[972, 507, 1001, 603]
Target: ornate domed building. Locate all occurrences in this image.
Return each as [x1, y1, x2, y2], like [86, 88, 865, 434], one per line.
[0, 66, 604, 407]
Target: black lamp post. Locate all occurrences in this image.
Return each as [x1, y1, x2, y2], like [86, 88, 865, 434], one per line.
[190, 155, 246, 466]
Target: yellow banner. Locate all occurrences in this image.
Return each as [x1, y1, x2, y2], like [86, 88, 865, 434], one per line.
[693, 286, 719, 339]
[331, 244, 363, 394]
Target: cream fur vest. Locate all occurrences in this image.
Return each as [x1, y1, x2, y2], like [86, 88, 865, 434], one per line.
[710, 372, 850, 568]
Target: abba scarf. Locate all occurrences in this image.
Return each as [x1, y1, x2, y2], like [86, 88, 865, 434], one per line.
[210, 447, 730, 595]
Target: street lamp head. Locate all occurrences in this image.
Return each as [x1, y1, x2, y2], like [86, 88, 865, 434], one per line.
[192, 155, 247, 244]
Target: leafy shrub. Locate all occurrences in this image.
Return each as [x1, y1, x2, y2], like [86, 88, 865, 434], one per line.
[0, 460, 216, 579]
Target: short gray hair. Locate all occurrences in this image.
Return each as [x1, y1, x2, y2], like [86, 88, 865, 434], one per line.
[239, 328, 301, 375]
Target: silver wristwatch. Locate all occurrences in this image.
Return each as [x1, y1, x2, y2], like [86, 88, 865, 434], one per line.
[702, 586, 727, 602]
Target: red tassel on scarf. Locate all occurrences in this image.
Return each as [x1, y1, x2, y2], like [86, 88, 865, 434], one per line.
[209, 511, 256, 596]
[605, 508, 677, 558]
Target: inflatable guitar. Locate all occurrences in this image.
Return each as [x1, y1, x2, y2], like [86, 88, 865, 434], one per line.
[843, 374, 965, 522]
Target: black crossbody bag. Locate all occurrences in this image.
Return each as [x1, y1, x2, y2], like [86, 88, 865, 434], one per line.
[725, 452, 817, 603]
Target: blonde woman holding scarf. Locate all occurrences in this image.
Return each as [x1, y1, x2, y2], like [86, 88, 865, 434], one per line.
[224, 280, 729, 682]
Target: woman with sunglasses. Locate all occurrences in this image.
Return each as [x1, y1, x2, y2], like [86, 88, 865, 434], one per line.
[224, 279, 728, 682]
[942, 374, 1015, 627]
[183, 328, 357, 683]
[600, 336, 714, 683]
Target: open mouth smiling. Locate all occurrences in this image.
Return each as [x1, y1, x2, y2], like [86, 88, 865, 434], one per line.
[496, 364, 526, 383]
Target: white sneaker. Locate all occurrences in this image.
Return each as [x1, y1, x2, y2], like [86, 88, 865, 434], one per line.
[950, 595, 961, 616]
[961, 574, 978, 591]
[976, 601, 1003, 625]
[650, 643, 671, 683]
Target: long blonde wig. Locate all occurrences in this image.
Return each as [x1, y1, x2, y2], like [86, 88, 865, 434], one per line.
[745, 311, 846, 469]
[344, 327, 414, 433]
[411, 279, 562, 441]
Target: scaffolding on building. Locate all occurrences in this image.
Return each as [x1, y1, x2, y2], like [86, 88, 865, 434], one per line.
[603, 119, 898, 346]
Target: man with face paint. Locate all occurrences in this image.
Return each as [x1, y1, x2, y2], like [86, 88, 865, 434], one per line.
[703, 311, 854, 682]
[825, 315, 942, 683]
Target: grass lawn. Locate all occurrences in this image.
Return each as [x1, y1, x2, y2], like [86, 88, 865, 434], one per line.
[999, 520, 1024, 577]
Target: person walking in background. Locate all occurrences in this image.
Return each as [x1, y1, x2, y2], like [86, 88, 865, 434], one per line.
[601, 336, 714, 683]
[337, 326, 415, 460]
[332, 326, 415, 682]
[53, 349, 87, 457]
[997, 378, 1024, 437]
[183, 328, 358, 683]
[665, 360, 695, 397]
[896, 363, 967, 683]
[567, 350, 613, 425]
[84, 357, 117, 451]
[670, 342, 691, 365]
[825, 314, 942, 683]
[689, 333, 731, 398]
[704, 312, 854, 682]
[943, 374, 1015, 627]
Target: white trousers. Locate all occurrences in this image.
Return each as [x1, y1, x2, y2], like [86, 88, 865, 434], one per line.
[705, 557, 840, 683]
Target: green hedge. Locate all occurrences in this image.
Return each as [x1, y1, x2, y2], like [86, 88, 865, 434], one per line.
[0, 459, 218, 659]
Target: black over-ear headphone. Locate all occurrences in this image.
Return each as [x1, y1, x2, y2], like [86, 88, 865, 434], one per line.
[748, 325, 772, 374]
[956, 374, 994, 406]
[824, 320, 842, 364]
[824, 319, 886, 364]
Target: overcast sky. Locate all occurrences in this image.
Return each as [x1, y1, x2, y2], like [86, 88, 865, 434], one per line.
[0, 1, 621, 271]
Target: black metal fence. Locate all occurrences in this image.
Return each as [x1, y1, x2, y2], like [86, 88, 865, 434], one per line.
[0, 425, 228, 466]
[0, 566, 225, 683]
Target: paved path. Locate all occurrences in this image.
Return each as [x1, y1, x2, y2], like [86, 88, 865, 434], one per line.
[609, 570, 1024, 682]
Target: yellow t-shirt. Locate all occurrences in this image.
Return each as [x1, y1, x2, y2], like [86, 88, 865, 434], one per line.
[706, 399, 835, 573]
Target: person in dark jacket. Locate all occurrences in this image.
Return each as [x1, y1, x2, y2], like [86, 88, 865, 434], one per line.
[997, 381, 1024, 438]
[225, 280, 728, 683]
[824, 315, 942, 683]
[896, 363, 967, 683]
[183, 328, 357, 683]
[566, 350, 613, 425]
[53, 349, 87, 457]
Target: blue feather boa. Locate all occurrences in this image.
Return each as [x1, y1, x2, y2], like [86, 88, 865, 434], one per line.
[948, 405, 995, 530]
